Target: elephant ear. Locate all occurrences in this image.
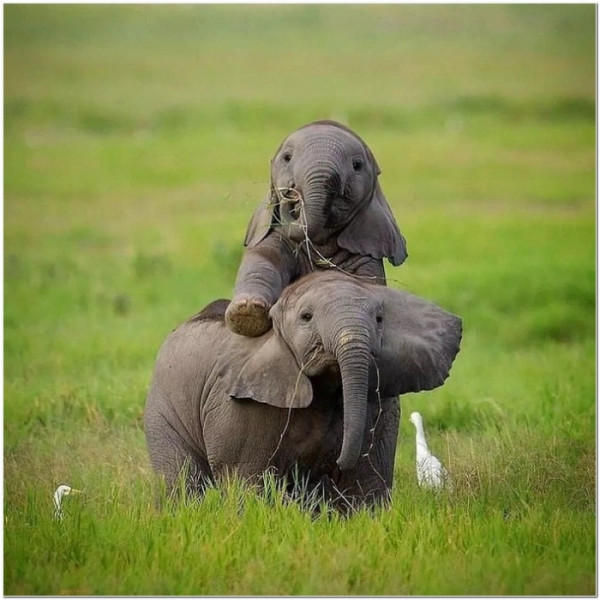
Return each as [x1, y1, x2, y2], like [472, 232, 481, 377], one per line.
[337, 182, 408, 266]
[229, 331, 313, 408]
[244, 191, 276, 248]
[375, 286, 462, 397]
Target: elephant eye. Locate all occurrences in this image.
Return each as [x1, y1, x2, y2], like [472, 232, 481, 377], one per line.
[300, 310, 313, 322]
[282, 151, 293, 163]
[376, 315, 383, 326]
[352, 157, 363, 172]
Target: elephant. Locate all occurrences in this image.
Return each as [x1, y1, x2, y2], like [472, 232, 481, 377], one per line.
[145, 271, 462, 510]
[224, 120, 408, 338]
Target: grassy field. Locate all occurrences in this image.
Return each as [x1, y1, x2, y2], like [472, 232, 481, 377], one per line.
[4, 4, 595, 595]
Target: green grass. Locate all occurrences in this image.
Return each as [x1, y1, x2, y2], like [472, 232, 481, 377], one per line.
[4, 4, 595, 595]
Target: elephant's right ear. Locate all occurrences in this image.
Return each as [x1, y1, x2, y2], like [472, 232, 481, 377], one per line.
[229, 332, 313, 408]
[244, 192, 276, 248]
[375, 286, 462, 397]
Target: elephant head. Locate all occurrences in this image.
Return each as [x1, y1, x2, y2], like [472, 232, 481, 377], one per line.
[229, 272, 462, 472]
[244, 120, 407, 265]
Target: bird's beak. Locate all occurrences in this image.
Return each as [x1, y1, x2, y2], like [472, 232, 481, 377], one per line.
[70, 488, 83, 495]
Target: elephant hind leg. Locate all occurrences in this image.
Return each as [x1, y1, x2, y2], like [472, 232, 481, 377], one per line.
[145, 412, 213, 501]
[173, 455, 214, 500]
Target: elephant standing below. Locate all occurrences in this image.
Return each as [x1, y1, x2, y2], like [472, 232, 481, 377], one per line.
[145, 272, 462, 510]
[225, 120, 408, 338]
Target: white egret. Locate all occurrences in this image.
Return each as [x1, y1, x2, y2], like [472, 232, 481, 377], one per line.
[53, 485, 82, 520]
[409, 412, 452, 490]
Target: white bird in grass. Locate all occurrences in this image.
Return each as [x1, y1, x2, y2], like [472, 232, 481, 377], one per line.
[53, 485, 82, 520]
[409, 412, 452, 490]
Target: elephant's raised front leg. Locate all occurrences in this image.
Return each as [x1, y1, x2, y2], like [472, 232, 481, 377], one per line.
[225, 233, 297, 337]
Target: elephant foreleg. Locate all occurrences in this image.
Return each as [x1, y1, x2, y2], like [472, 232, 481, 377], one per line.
[334, 395, 400, 509]
[226, 232, 297, 337]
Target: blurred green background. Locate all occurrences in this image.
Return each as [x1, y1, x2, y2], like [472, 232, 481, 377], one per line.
[4, 4, 595, 595]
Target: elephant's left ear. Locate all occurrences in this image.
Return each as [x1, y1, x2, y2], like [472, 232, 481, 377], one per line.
[337, 183, 408, 266]
[374, 285, 462, 397]
[229, 332, 313, 409]
[244, 192, 276, 248]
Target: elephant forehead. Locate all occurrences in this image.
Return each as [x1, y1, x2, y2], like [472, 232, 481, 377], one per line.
[283, 274, 380, 309]
[302, 138, 351, 160]
[288, 126, 363, 154]
[321, 290, 383, 315]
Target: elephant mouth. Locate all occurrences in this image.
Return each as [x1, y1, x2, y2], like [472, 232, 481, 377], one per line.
[302, 345, 338, 377]
[289, 201, 302, 221]
[278, 187, 305, 224]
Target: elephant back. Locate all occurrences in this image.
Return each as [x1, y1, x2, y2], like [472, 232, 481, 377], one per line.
[186, 299, 230, 325]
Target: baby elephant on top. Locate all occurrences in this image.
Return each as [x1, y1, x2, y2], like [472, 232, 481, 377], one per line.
[225, 120, 408, 338]
[145, 272, 461, 510]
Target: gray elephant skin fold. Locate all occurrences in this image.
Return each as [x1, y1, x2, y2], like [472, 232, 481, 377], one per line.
[145, 271, 462, 511]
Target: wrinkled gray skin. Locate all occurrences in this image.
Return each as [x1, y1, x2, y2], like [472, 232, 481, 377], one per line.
[145, 272, 461, 510]
[225, 120, 408, 338]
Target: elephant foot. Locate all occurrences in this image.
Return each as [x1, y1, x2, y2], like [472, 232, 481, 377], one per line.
[225, 295, 272, 337]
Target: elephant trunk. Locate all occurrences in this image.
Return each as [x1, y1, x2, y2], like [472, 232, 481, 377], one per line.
[303, 162, 342, 198]
[332, 320, 372, 471]
[282, 157, 342, 243]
